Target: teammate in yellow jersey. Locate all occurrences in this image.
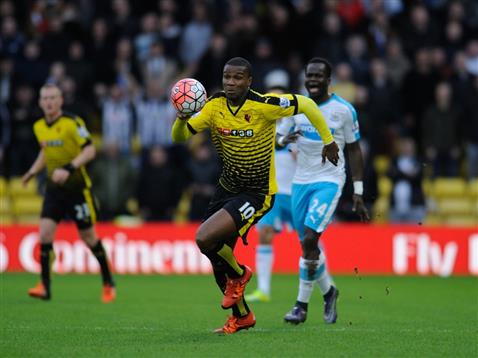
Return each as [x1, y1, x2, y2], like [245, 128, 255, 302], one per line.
[22, 83, 116, 303]
[171, 57, 339, 334]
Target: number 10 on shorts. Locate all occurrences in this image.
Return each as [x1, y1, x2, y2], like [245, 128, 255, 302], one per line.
[239, 202, 255, 220]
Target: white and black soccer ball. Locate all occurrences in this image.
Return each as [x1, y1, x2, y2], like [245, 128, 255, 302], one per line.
[170, 78, 207, 114]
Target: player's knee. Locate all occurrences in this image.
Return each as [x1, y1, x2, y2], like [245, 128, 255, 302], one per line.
[79, 229, 97, 247]
[39, 233, 54, 244]
[195, 226, 213, 253]
[258, 226, 274, 245]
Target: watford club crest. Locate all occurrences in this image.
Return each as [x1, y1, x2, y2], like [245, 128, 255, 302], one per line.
[244, 114, 251, 122]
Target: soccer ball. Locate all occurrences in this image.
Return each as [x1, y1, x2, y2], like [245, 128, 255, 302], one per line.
[170, 78, 207, 115]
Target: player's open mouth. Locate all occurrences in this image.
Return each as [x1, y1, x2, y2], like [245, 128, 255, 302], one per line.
[308, 85, 320, 94]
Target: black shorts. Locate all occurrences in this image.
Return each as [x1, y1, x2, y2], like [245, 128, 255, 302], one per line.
[203, 184, 275, 241]
[41, 186, 98, 229]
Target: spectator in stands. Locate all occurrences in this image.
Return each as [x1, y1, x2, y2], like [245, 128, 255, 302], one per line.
[330, 62, 358, 104]
[7, 84, 40, 175]
[134, 13, 159, 63]
[422, 82, 461, 177]
[0, 103, 9, 176]
[40, 17, 70, 62]
[313, 12, 344, 65]
[344, 34, 369, 84]
[400, 48, 438, 145]
[88, 18, 116, 84]
[0, 16, 24, 58]
[15, 40, 49, 90]
[157, 12, 181, 59]
[137, 145, 185, 221]
[60, 77, 94, 129]
[114, 37, 141, 90]
[401, 5, 439, 58]
[462, 75, 478, 179]
[196, 33, 230, 92]
[135, 80, 177, 162]
[46, 61, 67, 85]
[110, 0, 137, 38]
[366, 58, 399, 156]
[91, 140, 136, 220]
[187, 141, 220, 221]
[0, 56, 14, 103]
[388, 137, 425, 224]
[101, 84, 135, 154]
[141, 40, 177, 91]
[65, 41, 93, 99]
[384, 39, 410, 89]
[179, 2, 212, 73]
[367, 10, 391, 57]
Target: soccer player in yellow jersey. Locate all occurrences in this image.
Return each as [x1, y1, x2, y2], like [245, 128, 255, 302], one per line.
[22, 84, 116, 303]
[171, 57, 339, 334]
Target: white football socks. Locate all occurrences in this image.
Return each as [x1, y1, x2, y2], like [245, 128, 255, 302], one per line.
[256, 244, 273, 295]
[315, 252, 333, 295]
[297, 257, 318, 303]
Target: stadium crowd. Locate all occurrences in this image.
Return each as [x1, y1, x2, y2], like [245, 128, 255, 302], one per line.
[1, 0, 477, 224]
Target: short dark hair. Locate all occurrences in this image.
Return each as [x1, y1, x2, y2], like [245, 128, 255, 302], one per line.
[225, 57, 252, 77]
[306, 57, 332, 78]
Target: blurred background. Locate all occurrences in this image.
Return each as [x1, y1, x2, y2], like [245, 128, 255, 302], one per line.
[1, 0, 477, 227]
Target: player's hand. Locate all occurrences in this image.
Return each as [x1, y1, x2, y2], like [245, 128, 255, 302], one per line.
[278, 130, 302, 147]
[21, 171, 34, 187]
[51, 168, 71, 185]
[322, 141, 339, 166]
[352, 194, 370, 222]
[177, 112, 191, 121]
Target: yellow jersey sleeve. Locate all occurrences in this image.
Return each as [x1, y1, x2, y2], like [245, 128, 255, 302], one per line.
[70, 116, 92, 147]
[262, 94, 299, 121]
[171, 101, 213, 143]
[296, 95, 334, 145]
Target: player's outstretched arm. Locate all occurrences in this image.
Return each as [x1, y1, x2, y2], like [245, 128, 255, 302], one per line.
[296, 95, 339, 165]
[347, 141, 370, 222]
[171, 114, 194, 143]
[22, 149, 46, 186]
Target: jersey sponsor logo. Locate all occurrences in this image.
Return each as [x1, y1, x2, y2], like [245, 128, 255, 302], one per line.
[216, 127, 254, 137]
[299, 124, 335, 141]
[77, 126, 90, 138]
[279, 97, 290, 108]
[41, 140, 64, 147]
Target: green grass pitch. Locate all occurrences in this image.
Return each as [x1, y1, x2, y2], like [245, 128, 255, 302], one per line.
[1, 273, 477, 357]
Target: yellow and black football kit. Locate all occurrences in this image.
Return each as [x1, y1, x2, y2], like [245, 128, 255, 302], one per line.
[33, 112, 97, 229]
[172, 89, 334, 239]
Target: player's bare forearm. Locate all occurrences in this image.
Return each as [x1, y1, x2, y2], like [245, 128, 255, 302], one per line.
[171, 118, 193, 143]
[347, 141, 370, 221]
[22, 150, 46, 185]
[346, 141, 364, 181]
[71, 144, 96, 169]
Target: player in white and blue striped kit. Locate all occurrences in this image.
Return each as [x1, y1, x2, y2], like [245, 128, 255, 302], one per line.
[277, 58, 369, 324]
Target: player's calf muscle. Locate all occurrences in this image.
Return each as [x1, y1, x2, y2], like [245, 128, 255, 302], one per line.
[302, 234, 320, 259]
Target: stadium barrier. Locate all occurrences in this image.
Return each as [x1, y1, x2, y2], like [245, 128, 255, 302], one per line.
[1, 224, 477, 276]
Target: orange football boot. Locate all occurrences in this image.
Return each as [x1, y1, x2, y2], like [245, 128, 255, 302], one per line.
[102, 284, 116, 303]
[214, 312, 256, 335]
[222, 265, 252, 309]
[28, 282, 50, 300]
